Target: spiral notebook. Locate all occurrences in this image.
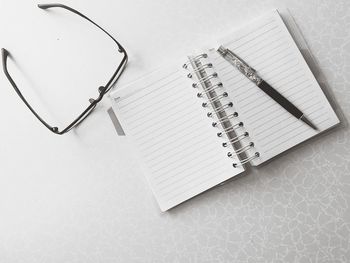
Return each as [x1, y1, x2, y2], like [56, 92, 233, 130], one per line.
[110, 10, 339, 211]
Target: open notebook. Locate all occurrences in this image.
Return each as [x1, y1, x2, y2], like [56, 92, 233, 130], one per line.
[110, 10, 340, 211]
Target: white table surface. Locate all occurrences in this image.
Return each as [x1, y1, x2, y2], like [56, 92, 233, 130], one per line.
[0, 0, 349, 262]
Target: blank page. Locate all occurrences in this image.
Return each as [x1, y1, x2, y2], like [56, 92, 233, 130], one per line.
[208, 10, 339, 165]
[110, 61, 244, 211]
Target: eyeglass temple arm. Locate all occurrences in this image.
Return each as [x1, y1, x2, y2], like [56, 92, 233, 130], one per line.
[38, 3, 128, 90]
[37, 3, 125, 52]
[1, 48, 59, 133]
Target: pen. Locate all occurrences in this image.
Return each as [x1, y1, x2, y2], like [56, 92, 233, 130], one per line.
[217, 46, 318, 131]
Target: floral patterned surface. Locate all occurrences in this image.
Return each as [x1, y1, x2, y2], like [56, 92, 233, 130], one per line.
[0, 0, 349, 262]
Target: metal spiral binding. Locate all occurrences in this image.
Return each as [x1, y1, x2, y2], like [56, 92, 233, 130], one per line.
[206, 102, 234, 117]
[217, 122, 244, 137]
[222, 132, 249, 147]
[184, 54, 260, 167]
[187, 63, 213, 78]
[228, 142, 254, 156]
[202, 92, 228, 107]
[233, 153, 260, 167]
[197, 83, 223, 97]
[183, 54, 208, 69]
[192, 73, 218, 88]
[212, 112, 238, 127]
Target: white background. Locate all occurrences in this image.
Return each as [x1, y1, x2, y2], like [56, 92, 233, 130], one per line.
[0, 0, 349, 262]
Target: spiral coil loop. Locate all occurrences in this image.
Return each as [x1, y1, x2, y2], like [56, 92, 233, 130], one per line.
[184, 54, 259, 167]
[217, 122, 244, 137]
[183, 54, 208, 69]
[207, 102, 234, 117]
[197, 83, 223, 97]
[202, 92, 228, 106]
[233, 152, 260, 167]
[192, 73, 218, 88]
[212, 112, 238, 127]
[222, 132, 249, 147]
[187, 63, 213, 78]
[228, 142, 254, 157]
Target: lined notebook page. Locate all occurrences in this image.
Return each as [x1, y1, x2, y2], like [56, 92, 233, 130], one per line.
[208, 10, 339, 165]
[111, 62, 244, 211]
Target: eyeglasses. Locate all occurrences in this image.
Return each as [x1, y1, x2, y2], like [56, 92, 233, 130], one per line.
[2, 3, 128, 135]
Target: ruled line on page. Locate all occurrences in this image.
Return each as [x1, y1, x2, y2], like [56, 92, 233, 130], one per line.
[237, 34, 285, 59]
[121, 79, 192, 120]
[161, 163, 228, 199]
[152, 141, 222, 179]
[243, 89, 316, 121]
[156, 154, 225, 189]
[223, 52, 295, 84]
[248, 94, 321, 130]
[225, 19, 276, 45]
[139, 119, 208, 157]
[263, 114, 328, 153]
[263, 117, 330, 153]
[125, 93, 197, 131]
[260, 108, 324, 145]
[236, 32, 284, 56]
[242, 81, 312, 113]
[143, 131, 216, 167]
[117, 71, 180, 107]
[251, 99, 322, 134]
[129, 118, 208, 163]
[233, 71, 306, 105]
[240, 85, 314, 116]
[217, 26, 283, 61]
[151, 143, 219, 175]
[254, 105, 325, 150]
[216, 44, 292, 78]
[135, 119, 205, 155]
[163, 166, 229, 203]
[242, 87, 316, 121]
[216, 28, 286, 67]
[120, 81, 188, 116]
[253, 103, 318, 138]
[232, 66, 304, 100]
[132, 114, 203, 146]
[228, 25, 279, 51]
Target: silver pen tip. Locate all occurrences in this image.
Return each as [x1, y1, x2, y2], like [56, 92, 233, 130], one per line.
[300, 115, 318, 131]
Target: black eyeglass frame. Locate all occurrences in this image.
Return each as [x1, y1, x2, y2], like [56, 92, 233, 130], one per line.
[2, 3, 128, 135]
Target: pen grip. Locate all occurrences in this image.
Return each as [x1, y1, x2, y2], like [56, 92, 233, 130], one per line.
[257, 81, 303, 119]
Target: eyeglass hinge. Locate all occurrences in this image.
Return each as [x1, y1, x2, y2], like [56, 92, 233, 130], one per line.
[98, 86, 107, 93]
